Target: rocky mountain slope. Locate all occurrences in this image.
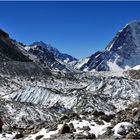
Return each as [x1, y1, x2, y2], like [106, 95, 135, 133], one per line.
[75, 21, 140, 71]
[25, 41, 77, 72]
[30, 41, 77, 63]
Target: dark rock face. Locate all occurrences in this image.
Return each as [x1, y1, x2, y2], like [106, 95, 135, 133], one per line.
[0, 29, 51, 77]
[74, 133, 96, 139]
[59, 124, 71, 134]
[80, 51, 109, 71]
[14, 133, 24, 139]
[0, 62, 49, 77]
[99, 126, 113, 139]
[69, 123, 76, 132]
[86, 133, 96, 139]
[26, 45, 69, 71]
[35, 135, 44, 140]
[0, 29, 9, 38]
[26, 41, 78, 72]
[60, 115, 69, 121]
[80, 126, 91, 131]
[0, 32, 31, 62]
[92, 110, 105, 117]
[99, 114, 115, 122]
[31, 41, 77, 63]
[47, 123, 58, 131]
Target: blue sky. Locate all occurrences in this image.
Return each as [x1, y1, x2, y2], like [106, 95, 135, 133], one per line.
[0, 1, 140, 59]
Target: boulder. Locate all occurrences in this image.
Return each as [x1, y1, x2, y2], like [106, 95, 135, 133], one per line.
[26, 125, 34, 130]
[81, 126, 91, 131]
[12, 124, 17, 130]
[14, 133, 24, 139]
[133, 114, 140, 125]
[113, 122, 134, 137]
[2, 133, 6, 137]
[69, 113, 81, 120]
[75, 132, 96, 139]
[95, 119, 104, 125]
[117, 125, 126, 136]
[86, 133, 96, 139]
[60, 115, 69, 120]
[6, 131, 12, 134]
[99, 114, 115, 122]
[59, 123, 71, 134]
[23, 130, 32, 135]
[125, 132, 136, 139]
[48, 124, 57, 131]
[75, 133, 87, 139]
[92, 110, 105, 117]
[69, 123, 76, 132]
[134, 131, 140, 139]
[99, 126, 113, 139]
[35, 135, 44, 140]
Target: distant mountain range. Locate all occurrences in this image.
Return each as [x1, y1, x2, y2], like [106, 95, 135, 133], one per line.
[1, 21, 140, 72]
[0, 29, 77, 73]
[25, 41, 77, 72]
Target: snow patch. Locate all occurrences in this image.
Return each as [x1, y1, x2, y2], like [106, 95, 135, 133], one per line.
[70, 119, 110, 137]
[132, 65, 140, 70]
[0, 132, 17, 140]
[25, 124, 63, 140]
[107, 56, 123, 71]
[75, 58, 89, 69]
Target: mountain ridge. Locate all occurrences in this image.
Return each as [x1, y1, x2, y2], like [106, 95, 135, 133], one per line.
[29, 41, 77, 63]
[75, 20, 140, 71]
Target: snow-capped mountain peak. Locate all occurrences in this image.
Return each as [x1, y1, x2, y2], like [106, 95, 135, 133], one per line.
[24, 41, 77, 72]
[29, 41, 77, 63]
[75, 20, 140, 71]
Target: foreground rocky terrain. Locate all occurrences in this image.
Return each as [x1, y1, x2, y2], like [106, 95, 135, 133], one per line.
[0, 21, 140, 139]
[0, 68, 140, 139]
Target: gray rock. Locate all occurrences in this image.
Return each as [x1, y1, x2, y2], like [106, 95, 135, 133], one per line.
[35, 135, 44, 140]
[14, 133, 24, 139]
[59, 123, 71, 134]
